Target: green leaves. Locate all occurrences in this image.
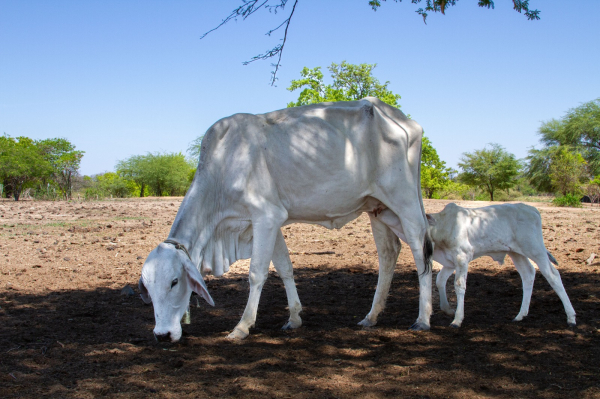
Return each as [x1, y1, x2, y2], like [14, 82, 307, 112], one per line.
[458, 143, 520, 201]
[421, 135, 452, 199]
[369, 0, 539, 22]
[116, 153, 195, 197]
[537, 98, 600, 175]
[527, 98, 599, 196]
[37, 138, 85, 200]
[0, 135, 53, 200]
[287, 61, 401, 108]
[548, 147, 587, 196]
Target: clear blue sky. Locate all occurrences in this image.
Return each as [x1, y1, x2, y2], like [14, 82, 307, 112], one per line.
[1, 0, 598, 176]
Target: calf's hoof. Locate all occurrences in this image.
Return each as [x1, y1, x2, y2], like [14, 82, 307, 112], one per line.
[450, 323, 461, 329]
[567, 322, 576, 327]
[281, 319, 302, 330]
[226, 327, 249, 340]
[409, 322, 430, 331]
[358, 318, 376, 328]
[442, 308, 455, 316]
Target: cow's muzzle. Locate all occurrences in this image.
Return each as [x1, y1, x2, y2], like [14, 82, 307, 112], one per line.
[154, 332, 172, 342]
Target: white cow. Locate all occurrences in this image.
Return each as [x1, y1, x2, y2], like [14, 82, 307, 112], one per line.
[139, 97, 434, 342]
[376, 202, 576, 328]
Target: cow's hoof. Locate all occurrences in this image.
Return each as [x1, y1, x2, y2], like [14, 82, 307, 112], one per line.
[567, 322, 576, 328]
[226, 328, 248, 340]
[358, 318, 376, 327]
[450, 323, 460, 329]
[281, 320, 302, 330]
[409, 322, 430, 331]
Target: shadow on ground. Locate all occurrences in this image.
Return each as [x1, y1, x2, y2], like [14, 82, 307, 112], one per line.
[1, 266, 600, 398]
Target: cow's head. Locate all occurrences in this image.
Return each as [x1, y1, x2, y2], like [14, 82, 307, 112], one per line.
[139, 242, 214, 342]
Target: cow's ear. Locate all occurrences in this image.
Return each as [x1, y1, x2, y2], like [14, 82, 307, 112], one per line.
[138, 277, 152, 304]
[426, 214, 436, 226]
[182, 258, 215, 307]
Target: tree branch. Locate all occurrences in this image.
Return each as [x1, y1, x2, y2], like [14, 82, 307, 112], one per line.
[201, 0, 298, 86]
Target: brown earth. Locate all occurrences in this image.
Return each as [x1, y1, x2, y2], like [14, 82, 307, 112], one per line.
[1, 198, 600, 398]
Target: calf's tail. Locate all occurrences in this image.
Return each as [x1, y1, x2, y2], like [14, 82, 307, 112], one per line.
[422, 231, 434, 275]
[547, 250, 558, 266]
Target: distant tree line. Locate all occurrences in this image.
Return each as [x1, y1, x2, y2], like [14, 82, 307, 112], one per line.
[0, 135, 84, 201]
[0, 133, 195, 201]
[4, 61, 596, 208]
[83, 153, 195, 200]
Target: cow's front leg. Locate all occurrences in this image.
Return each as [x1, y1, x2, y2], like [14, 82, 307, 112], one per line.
[272, 229, 302, 330]
[228, 216, 283, 340]
[359, 213, 401, 327]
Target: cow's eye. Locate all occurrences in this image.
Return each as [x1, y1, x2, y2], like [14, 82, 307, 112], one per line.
[171, 278, 178, 288]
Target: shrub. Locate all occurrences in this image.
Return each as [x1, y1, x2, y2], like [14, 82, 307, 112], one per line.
[552, 193, 582, 207]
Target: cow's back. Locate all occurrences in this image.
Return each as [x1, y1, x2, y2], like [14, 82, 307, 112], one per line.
[198, 98, 424, 222]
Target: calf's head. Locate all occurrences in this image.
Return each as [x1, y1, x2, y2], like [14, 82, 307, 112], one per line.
[139, 243, 214, 342]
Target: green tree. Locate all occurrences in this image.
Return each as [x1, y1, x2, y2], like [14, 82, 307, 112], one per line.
[0, 135, 52, 201]
[203, 1, 540, 85]
[421, 135, 451, 199]
[536, 98, 600, 175]
[525, 146, 558, 193]
[287, 62, 401, 108]
[117, 153, 194, 197]
[37, 138, 84, 200]
[97, 172, 137, 198]
[458, 143, 520, 201]
[548, 147, 587, 196]
[187, 136, 204, 161]
[116, 155, 150, 197]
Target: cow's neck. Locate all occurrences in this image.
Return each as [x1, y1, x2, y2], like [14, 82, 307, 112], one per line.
[167, 174, 219, 267]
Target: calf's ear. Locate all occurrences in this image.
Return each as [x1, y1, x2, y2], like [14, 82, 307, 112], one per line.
[182, 258, 215, 307]
[138, 278, 152, 304]
[426, 214, 437, 226]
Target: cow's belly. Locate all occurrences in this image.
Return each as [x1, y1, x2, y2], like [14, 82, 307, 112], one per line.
[285, 194, 382, 230]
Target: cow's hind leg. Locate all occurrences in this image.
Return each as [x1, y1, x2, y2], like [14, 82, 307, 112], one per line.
[272, 230, 303, 330]
[396, 209, 432, 331]
[436, 266, 455, 316]
[508, 253, 536, 322]
[359, 213, 401, 327]
[530, 251, 576, 326]
[228, 213, 286, 340]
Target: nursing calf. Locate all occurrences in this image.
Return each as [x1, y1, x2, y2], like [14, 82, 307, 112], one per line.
[377, 203, 576, 328]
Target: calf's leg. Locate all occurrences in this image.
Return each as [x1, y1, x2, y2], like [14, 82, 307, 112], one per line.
[508, 253, 535, 321]
[436, 266, 455, 316]
[450, 256, 470, 328]
[530, 251, 576, 326]
[359, 213, 401, 327]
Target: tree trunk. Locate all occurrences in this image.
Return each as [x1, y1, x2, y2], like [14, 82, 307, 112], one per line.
[13, 182, 22, 201]
[66, 171, 72, 200]
[140, 183, 145, 198]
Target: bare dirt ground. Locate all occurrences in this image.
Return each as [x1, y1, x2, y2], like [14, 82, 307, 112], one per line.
[1, 198, 600, 398]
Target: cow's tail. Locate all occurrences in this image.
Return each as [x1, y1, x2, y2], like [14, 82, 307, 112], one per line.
[422, 231, 433, 276]
[547, 250, 558, 266]
[415, 127, 433, 276]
